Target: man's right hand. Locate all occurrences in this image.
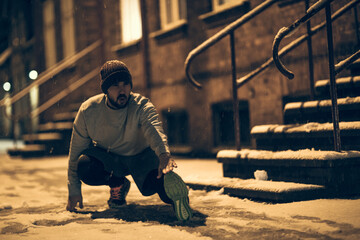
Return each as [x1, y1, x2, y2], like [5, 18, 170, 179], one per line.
[66, 195, 84, 212]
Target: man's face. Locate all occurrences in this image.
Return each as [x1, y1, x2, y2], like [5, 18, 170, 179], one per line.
[106, 80, 131, 109]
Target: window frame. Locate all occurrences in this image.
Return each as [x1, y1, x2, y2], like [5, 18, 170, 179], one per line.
[212, 0, 245, 12]
[119, 0, 143, 44]
[60, 0, 76, 59]
[159, 0, 187, 30]
[43, 0, 57, 68]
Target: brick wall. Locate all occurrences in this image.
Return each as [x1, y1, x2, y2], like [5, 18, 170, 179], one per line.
[34, 0, 358, 153]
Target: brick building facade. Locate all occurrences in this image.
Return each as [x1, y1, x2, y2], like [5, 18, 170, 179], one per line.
[1, 0, 358, 156]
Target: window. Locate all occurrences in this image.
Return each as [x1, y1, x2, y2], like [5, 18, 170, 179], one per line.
[159, 0, 187, 30]
[212, 100, 250, 147]
[120, 0, 142, 43]
[212, 0, 244, 11]
[60, 0, 75, 58]
[162, 109, 189, 146]
[43, 0, 57, 68]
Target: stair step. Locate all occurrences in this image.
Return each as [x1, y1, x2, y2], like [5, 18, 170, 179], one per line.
[284, 96, 360, 124]
[251, 121, 360, 151]
[7, 144, 46, 158]
[52, 112, 77, 122]
[21, 132, 70, 156]
[22, 132, 63, 143]
[186, 176, 326, 203]
[217, 149, 360, 195]
[315, 76, 360, 98]
[38, 122, 73, 132]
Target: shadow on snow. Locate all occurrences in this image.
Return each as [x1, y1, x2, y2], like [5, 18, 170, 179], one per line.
[75, 203, 208, 227]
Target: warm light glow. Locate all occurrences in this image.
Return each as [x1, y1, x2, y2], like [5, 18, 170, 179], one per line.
[3, 82, 11, 92]
[29, 70, 38, 80]
[120, 0, 142, 43]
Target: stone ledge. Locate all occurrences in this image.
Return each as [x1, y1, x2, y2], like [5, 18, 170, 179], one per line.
[251, 122, 360, 138]
[185, 176, 327, 203]
[217, 149, 360, 167]
[216, 149, 360, 194]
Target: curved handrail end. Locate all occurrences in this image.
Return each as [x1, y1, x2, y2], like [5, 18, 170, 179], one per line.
[272, 27, 295, 79]
[185, 56, 203, 89]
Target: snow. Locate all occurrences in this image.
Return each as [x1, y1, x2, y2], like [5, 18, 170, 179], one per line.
[217, 148, 360, 160]
[0, 140, 24, 154]
[315, 76, 360, 87]
[254, 170, 268, 181]
[284, 102, 302, 110]
[1, 154, 360, 239]
[303, 100, 319, 108]
[251, 121, 360, 135]
[337, 76, 353, 84]
[319, 96, 360, 106]
[184, 175, 324, 193]
[284, 97, 360, 112]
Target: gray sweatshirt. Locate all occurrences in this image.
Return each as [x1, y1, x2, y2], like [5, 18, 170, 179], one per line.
[67, 92, 170, 196]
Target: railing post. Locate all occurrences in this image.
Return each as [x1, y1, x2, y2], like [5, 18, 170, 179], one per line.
[325, 2, 342, 152]
[230, 31, 241, 150]
[354, 5, 360, 48]
[305, 0, 315, 100]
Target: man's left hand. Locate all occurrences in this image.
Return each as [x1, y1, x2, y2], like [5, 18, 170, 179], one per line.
[157, 153, 177, 179]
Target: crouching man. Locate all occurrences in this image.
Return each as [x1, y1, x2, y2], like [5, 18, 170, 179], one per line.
[66, 60, 192, 221]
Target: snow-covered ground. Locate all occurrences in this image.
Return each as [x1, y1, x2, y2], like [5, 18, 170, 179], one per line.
[1, 154, 360, 239]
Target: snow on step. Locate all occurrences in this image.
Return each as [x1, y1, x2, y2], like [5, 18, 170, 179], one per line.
[284, 96, 360, 111]
[251, 121, 360, 135]
[184, 175, 325, 194]
[217, 148, 360, 161]
[315, 76, 360, 88]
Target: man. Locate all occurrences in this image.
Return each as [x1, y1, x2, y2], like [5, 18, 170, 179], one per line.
[66, 60, 192, 221]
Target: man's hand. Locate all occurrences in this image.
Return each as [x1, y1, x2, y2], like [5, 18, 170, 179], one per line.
[157, 153, 177, 179]
[66, 195, 84, 212]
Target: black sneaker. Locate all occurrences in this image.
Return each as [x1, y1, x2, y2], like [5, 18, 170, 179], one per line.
[164, 172, 192, 221]
[107, 177, 131, 209]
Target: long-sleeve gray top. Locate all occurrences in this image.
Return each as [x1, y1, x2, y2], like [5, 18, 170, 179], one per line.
[67, 92, 170, 196]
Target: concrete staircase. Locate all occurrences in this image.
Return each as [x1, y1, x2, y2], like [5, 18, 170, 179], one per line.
[7, 105, 79, 158]
[216, 63, 360, 202]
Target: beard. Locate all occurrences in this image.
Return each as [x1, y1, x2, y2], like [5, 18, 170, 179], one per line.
[107, 94, 129, 109]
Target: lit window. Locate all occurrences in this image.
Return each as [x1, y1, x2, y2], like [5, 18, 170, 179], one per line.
[60, 0, 76, 58]
[120, 0, 142, 43]
[43, 0, 57, 68]
[212, 0, 244, 11]
[159, 0, 187, 30]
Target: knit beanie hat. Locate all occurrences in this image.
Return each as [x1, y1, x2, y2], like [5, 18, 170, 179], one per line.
[100, 60, 133, 93]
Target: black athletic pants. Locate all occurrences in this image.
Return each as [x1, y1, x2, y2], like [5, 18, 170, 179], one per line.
[76, 154, 172, 204]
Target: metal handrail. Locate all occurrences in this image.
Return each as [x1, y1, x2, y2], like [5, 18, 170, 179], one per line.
[185, 0, 359, 151]
[1, 68, 98, 121]
[185, 0, 279, 150]
[238, 0, 360, 88]
[272, 0, 360, 152]
[0, 40, 102, 107]
[185, 0, 278, 89]
[273, 0, 334, 79]
[335, 50, 360, 74]
[1, 40, 102, 143]
[31, 68, 99, 118]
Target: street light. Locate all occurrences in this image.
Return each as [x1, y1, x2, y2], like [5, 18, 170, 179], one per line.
[3, 82, 11, 92]
[29, 70, 38, 80]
